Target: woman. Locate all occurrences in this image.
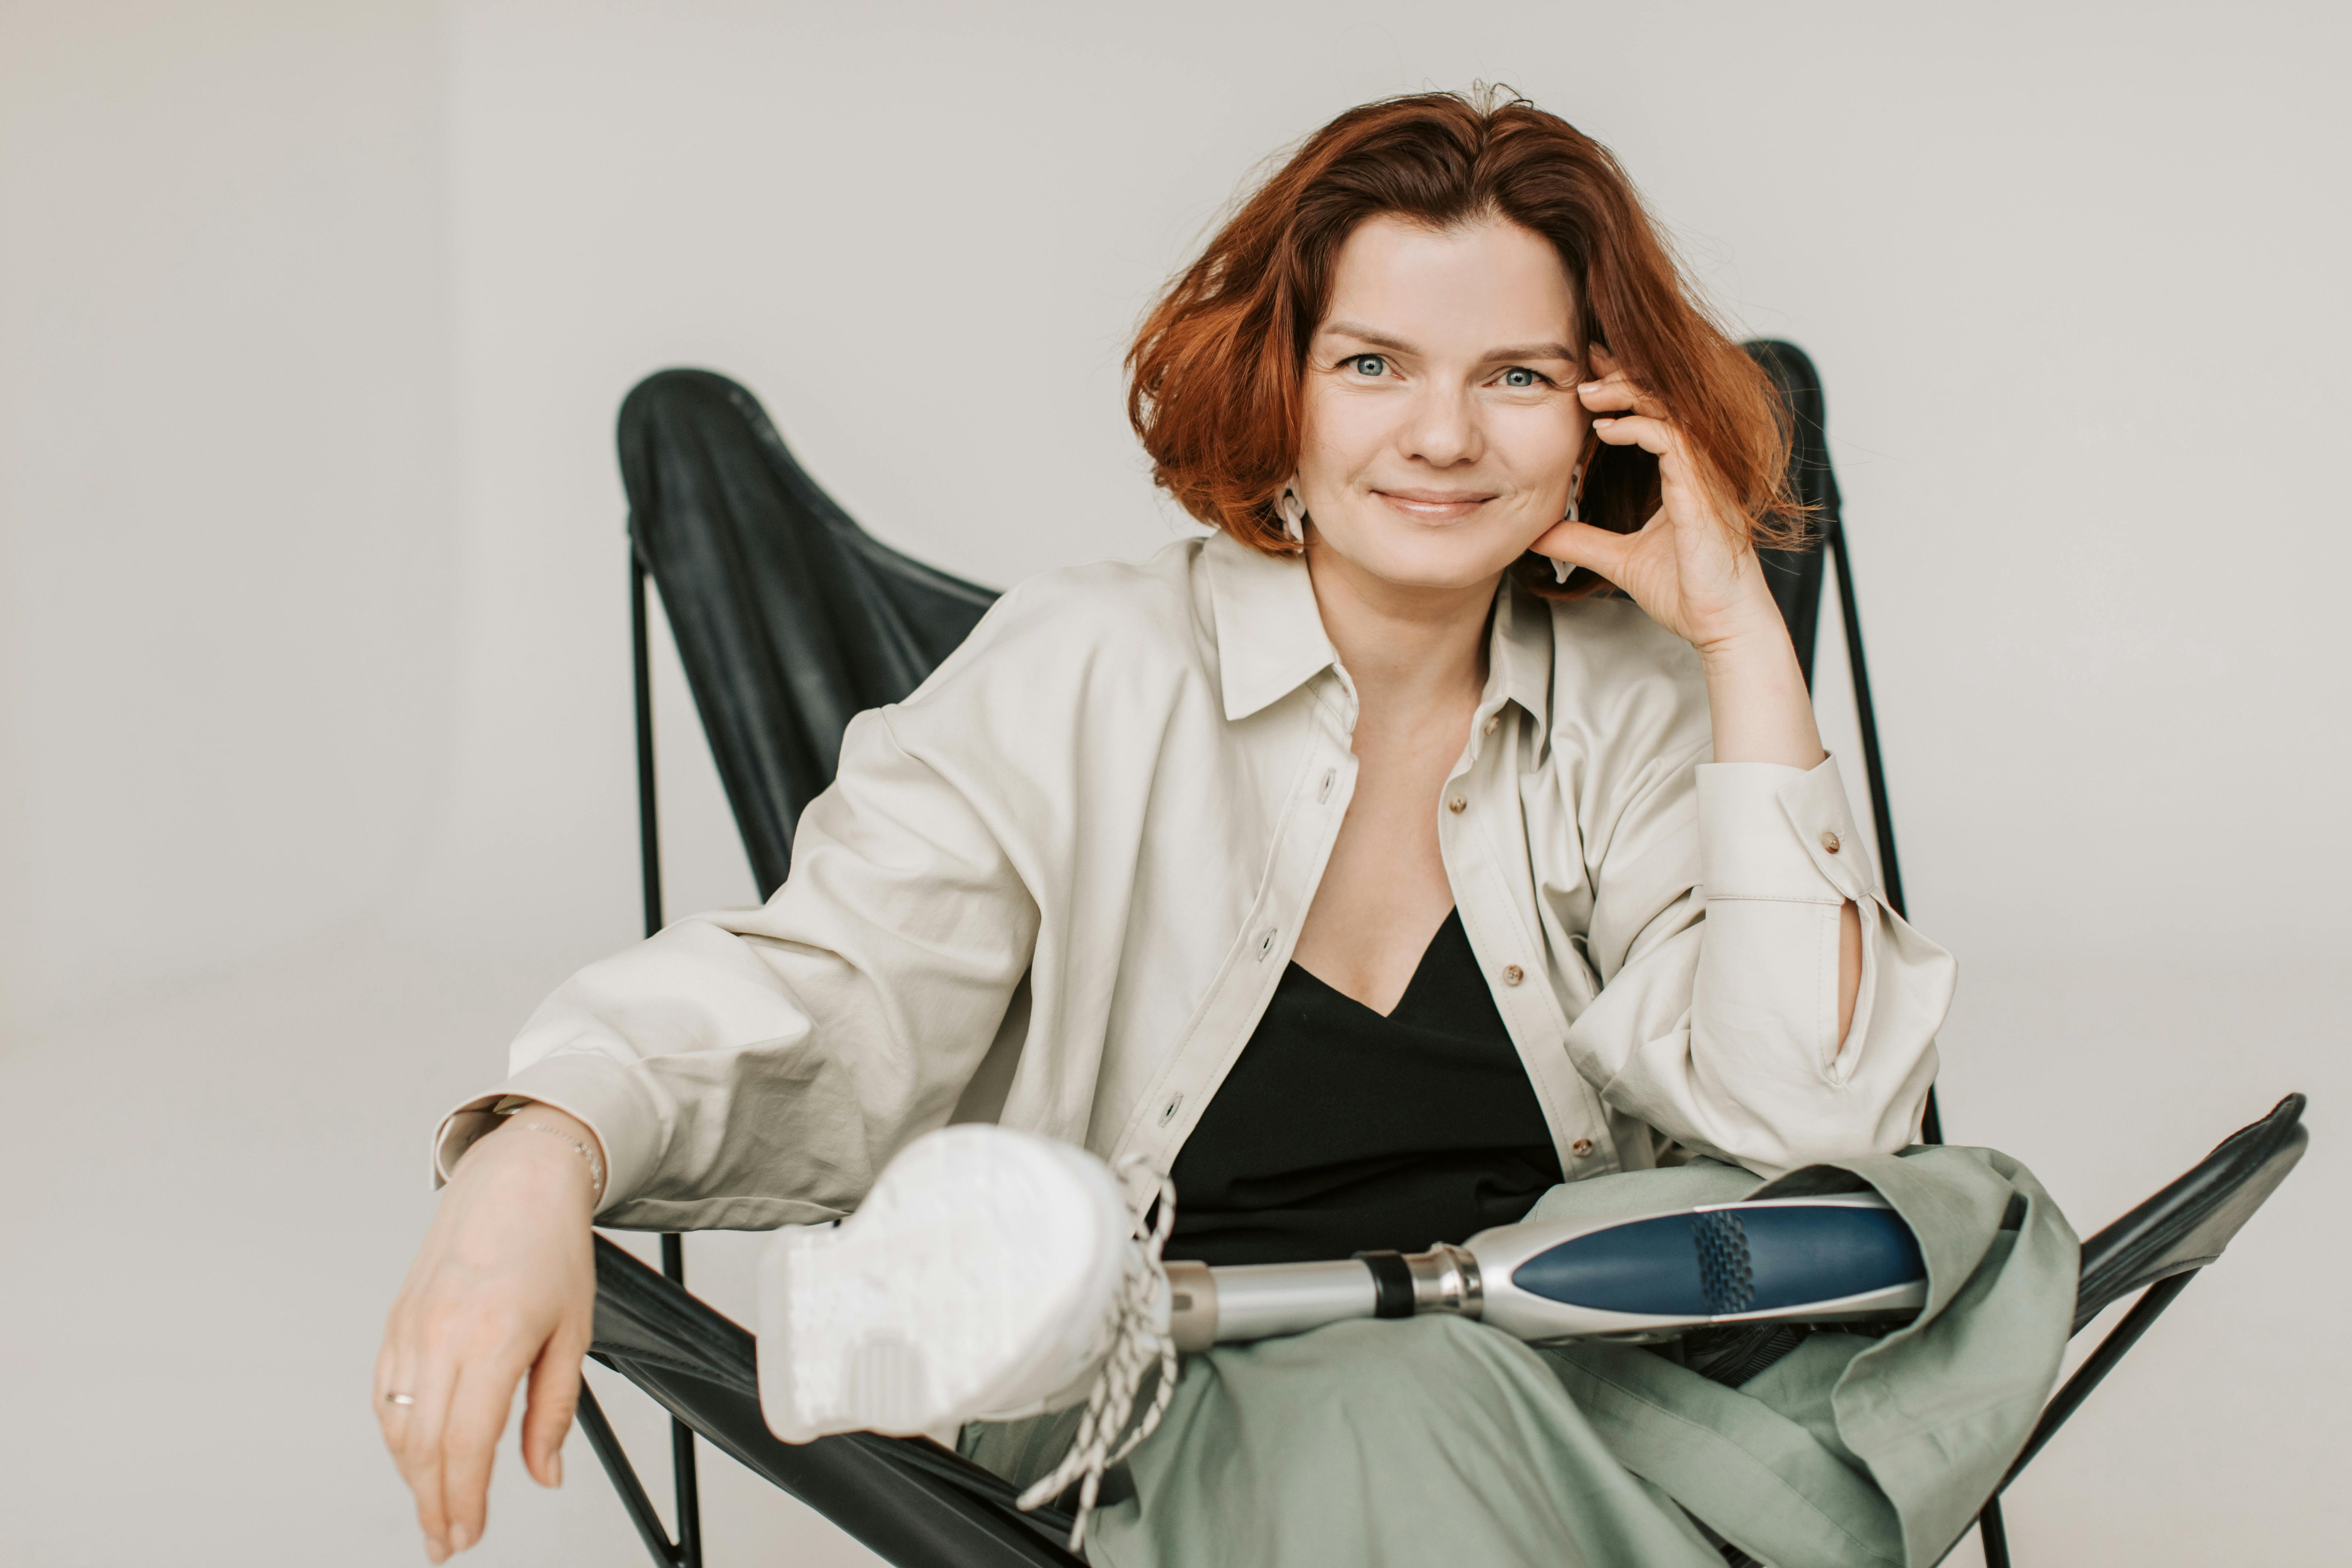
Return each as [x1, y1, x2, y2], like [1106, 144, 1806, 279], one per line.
[379, 91, 2066, 1567]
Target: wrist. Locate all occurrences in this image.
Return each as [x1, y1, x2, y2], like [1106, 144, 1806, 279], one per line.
[1691, 586, 1827, 770]
[1692, 593, 1792, 669]
[453, 1113, 604, 1213]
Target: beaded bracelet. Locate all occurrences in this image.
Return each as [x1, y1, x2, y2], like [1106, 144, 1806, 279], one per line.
[508, 1116, 607, 1205]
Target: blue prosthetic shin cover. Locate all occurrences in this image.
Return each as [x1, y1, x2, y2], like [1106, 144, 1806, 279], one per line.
[1177, 1195, 1925, 1348]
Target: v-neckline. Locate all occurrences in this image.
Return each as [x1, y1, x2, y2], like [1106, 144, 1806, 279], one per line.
[1289, 908, 1460, 1022]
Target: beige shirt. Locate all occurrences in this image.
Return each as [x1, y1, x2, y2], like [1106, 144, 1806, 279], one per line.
[434, 532, 1954, 1229]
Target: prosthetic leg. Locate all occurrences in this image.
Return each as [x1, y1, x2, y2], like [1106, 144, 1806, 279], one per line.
[756, 1127, 1927, 1449]
[756, 1126, 1930, 1549]
[1165, 1194, 1925, 1350]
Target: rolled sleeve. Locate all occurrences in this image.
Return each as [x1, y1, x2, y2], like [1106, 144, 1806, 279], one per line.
[1696, 758, 1873, 905]
[1575, 752, 1953, 1178]
[429, 1052, 665, 1219]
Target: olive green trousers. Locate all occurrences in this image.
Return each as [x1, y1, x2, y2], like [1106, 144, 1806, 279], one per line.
[964, 1146, 2076, 1568]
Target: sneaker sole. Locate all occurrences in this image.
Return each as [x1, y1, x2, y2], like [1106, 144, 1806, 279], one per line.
[756, 1124, 1131, 1442]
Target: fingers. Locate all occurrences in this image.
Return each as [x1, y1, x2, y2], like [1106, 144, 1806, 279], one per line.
[373, 1336, 402, 1430]
[519, 1327, 588, 1489]
[1531, 518, 1631, 577]
[1578, 360, 1713, 495]
[378, 1125, 601, 1559]
[380, 1298, 535, 1561]
[1580, 381, 1667, 420]
[1592, 411, 1747, 530]
[386, 1344, 464, 1562]
[1577, 358, 1667, 422]
[1588, 412, 1680, 460]
[439, 1356, 527, 1557]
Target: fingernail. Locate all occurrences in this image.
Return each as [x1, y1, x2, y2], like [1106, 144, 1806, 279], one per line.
[550, 1452, 564, 1488]
[1593, 417, 1616, 426]
[448, 1524, 474, 1553]
[426, 1542, 448, 1565]
[1578, 381, 1600, 392]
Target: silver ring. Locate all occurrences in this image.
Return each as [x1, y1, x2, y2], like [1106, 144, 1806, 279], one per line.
[384, 1391, 416, 1407]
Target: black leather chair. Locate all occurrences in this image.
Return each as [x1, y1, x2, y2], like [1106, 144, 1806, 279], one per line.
[575, 352, 2307, 1568]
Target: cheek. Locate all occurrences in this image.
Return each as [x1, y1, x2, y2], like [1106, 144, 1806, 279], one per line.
[1296, 392, 1388, 486]
[1498, 403, 1588, 484]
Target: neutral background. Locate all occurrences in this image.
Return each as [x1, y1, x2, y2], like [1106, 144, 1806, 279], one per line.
[3, 2, 2344, 1563]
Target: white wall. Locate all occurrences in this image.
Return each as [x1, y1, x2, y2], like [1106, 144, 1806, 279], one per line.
[0, 0, 459, 1034]
[413, 0, 2352, 973]
[4, 3, 2344, 1564]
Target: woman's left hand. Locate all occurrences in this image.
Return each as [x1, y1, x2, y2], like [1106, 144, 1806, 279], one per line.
[1536, 352, 1852, 1021]
[1531, 348, 1780, 656]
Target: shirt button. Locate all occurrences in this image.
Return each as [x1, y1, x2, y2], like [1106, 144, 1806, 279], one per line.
[1482, 714, 1499, 736]
[1821, 830, 1842, 854]
[1446, 794, 1467, 814]
[1502, 964, 1524, 985]
[1570, 1138, 1595, 1159]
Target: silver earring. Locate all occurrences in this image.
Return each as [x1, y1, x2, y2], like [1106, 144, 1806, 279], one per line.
[1279, 483, 1307, 546]
[1554, 462, 1584, 583]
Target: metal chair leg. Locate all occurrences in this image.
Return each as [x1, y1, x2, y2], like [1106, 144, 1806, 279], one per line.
[578, 1381, 688, 1567]
[1826, 525, 1905, 920]
[1978, 1496, 2011, 1568]
[2005, 1271, 2199, 1487]
[1935, 1271, 2202, 1567]
[1826, 524, 1940, 1149]
[632, 552, 703, 1565]
[661, 1233, 703, 1565]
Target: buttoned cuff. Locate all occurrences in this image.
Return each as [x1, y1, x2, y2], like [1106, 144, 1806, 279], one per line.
[429, 1052, 664, 1219]
[1696, 755, 1876, 904]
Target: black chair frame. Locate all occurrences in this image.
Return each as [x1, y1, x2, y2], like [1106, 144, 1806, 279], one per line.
[575, 349, 2306, 1568]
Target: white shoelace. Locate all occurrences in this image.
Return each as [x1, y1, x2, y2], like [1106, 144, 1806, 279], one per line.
[1015, 1156, 1181, 1551]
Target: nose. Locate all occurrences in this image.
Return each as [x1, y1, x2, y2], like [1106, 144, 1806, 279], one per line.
[1403, 381, 1481, 468]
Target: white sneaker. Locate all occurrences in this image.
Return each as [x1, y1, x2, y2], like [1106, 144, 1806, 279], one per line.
[756, 1123, 1153, 1443]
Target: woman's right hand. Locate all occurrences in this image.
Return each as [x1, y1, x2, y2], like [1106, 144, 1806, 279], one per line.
[376, 1107, 603, 1562]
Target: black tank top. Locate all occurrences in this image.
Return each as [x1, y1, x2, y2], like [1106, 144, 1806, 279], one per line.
[1167, 909, 1564, 1266]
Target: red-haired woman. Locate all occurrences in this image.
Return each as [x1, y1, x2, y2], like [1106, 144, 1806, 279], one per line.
[378, 92, 2071, 1567]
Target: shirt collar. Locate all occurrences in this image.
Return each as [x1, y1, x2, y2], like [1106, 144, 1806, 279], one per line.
[1204, 530, 1554, 728]
[1484, 575, 1554, 729]
[1205, 531, 1340, 722]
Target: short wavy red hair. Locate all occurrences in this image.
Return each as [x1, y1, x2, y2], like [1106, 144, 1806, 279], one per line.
[1127, 89, 1795, 595]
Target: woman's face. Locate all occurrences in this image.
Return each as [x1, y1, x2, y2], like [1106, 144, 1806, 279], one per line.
[1295, 214, 1587, 594]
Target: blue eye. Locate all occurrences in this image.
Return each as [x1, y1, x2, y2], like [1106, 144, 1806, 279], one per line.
[1349, 353, 1388, 377]
[1501, 367, 1542, 388]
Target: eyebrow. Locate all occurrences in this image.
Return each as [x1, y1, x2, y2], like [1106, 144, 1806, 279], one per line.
[1319, 319, 1579, 363]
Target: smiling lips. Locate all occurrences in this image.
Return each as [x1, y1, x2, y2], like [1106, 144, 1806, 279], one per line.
[1374, 488, 1499, 523]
